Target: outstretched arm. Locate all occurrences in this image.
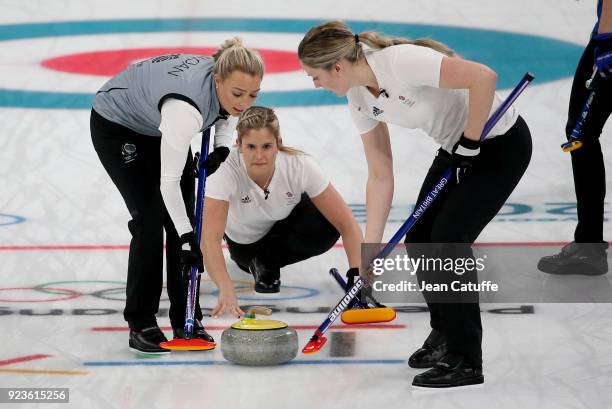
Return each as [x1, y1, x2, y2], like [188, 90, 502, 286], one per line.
[201, 197, 244, 318]
[360, 122, 394, 244]
[159, 99, 203, 236]
[310, 183, 363, 269]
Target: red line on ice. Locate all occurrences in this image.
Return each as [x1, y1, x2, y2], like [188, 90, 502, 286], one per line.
[0, 354, 52, 366]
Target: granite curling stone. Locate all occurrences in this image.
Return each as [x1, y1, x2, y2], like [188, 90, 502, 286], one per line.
[221, 307, 298, 366]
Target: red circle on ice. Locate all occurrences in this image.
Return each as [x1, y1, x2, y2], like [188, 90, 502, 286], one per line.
[41, 47, 300, 76]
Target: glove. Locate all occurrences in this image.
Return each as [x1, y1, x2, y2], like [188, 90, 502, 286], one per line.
[180, 232, 204, 279]
[594, 33, 612, 80]
[451, 134, 480, 184]
[200, 147, 230, 176]
[346, 267, 360, 288]
[346, 267, 386, 308]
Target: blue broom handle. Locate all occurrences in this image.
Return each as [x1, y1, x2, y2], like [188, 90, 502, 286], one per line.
[185, 129, 211, 334]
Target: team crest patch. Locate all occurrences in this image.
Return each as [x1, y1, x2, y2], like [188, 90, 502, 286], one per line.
[399, 95, 416, 107]
[121, 143, 137, 164]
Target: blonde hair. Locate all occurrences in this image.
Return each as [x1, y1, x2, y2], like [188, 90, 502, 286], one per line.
[298, 20, 455, 70]
[213, 37, 265, 79]
[237, 106, 304, 155]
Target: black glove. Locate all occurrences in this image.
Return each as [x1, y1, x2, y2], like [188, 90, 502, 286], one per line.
[594, 33, 612, 80]
[451, 134, 480, 184]
[346, 267, 360, 288]
[200, 146, 230, 176]
[180, 232, 204, 279]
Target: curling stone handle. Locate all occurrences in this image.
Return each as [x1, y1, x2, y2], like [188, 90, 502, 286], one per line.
[247, 306, 273, 316]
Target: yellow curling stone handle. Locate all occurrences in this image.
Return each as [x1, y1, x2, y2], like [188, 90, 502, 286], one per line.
[231, 306, 288, 330]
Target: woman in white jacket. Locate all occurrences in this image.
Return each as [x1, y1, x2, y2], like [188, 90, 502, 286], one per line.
[202, 106, 363, 317]
[298, 20, 532, 388]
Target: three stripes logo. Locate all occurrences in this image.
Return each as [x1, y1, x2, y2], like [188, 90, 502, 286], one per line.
[372, 106, 384, 117]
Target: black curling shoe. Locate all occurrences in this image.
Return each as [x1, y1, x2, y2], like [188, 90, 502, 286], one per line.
[129, 326, 170, 355]
[173, 319, 215, 342]
[538, 242, 608, 276]
[249, 258, 281, 293]
[408, 329, 448, 368]
[412, 353, 484, 388]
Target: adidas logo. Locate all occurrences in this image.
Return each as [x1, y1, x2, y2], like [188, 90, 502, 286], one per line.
[240, 195, 251, 204]
[372, 107, 384, 117]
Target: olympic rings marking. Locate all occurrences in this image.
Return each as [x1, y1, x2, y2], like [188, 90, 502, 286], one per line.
[0, 287, 81, 303]
[202, 279, 253, 295]
[12, 279, 320, 302]
[90, 287, 132, 302]
[90, 283, 253, 302]
[33, 280, 134, 303]
[34, 280, 126, 295]
[214, 285, 321, 301]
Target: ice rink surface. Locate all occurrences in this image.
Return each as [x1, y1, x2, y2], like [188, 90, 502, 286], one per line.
[0, 0, 611, 408]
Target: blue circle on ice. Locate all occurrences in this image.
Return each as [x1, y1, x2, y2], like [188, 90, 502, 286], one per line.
[0, 18, 583, 109]
[0, 213, 26, 226]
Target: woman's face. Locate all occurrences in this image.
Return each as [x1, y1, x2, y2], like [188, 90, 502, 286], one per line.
[237, 127, 279, 178]
[215, 71, 262, 116]
[301, 61, 351, 96]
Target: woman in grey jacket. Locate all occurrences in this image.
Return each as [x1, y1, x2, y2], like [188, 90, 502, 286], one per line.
[91, 38, 264, 354]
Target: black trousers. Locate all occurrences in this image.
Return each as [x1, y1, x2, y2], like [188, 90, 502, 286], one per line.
[566, 38, 612, 243]
[405, 116, 532, 367]
[225, 194, 340, 271]
[90, 109, 203, 331]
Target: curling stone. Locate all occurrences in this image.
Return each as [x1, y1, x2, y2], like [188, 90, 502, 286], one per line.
[221, 307, 298, 366]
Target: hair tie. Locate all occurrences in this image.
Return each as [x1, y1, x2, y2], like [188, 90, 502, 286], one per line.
[354, 34, 360, 44]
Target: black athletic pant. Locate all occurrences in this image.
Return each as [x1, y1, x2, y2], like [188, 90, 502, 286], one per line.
[90, 109, 203, 331]
[225, 194, 340, 271]
[405, 116, 532, 367]
[566, 38, 612, 243]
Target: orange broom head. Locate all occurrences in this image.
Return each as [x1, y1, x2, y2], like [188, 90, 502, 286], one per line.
[341, 307, 396, 324]
[160, 338, 216, 351]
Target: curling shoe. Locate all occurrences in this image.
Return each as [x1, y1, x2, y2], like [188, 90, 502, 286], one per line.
[412, 353, 483, 388]
[173, 319, 215, 342]
[408, 329, 448, 368]
[249, 257, 281, 293]
[129, 326, 170, 355]
[538, 242, 608, 276]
